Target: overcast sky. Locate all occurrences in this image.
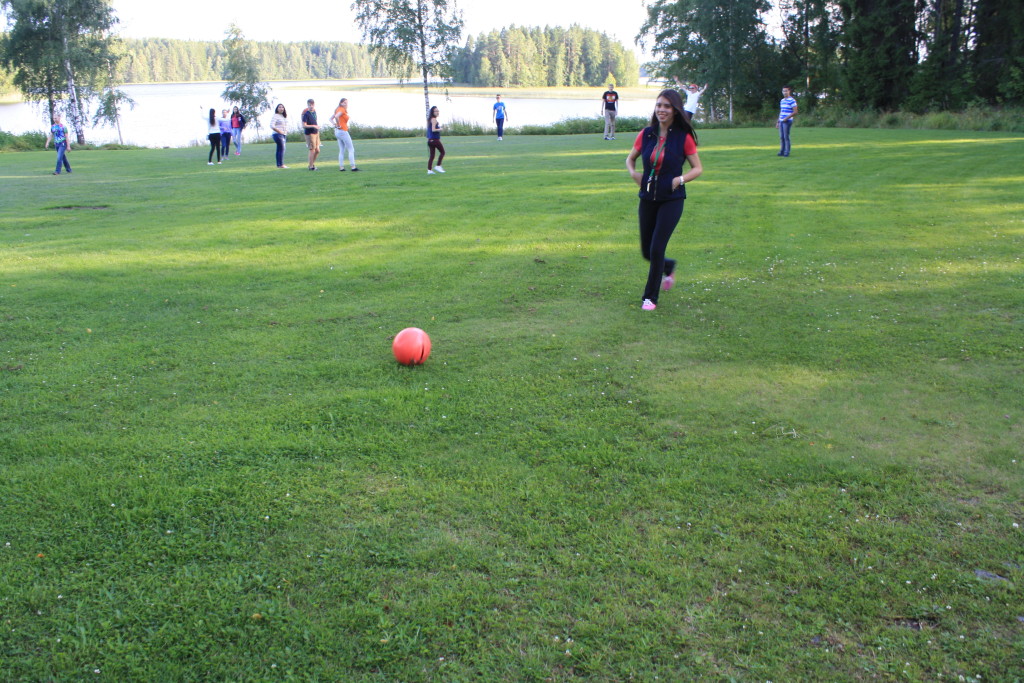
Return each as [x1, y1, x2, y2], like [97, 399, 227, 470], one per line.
[110, 0, 654, 59]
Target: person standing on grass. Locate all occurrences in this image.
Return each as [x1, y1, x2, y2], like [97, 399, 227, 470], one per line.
[493, 94, 507, 141]
[625, 89, 703, 312]
[202, 107, 222, 165]
[231, 106, 246, 155]
[330, 97, 358, 172]
[601, 83, 619, 140]
[674, 78, 707, 122]
[218, 109, 233, 159]
[44, 113, 72, 175]
[426, 105, 445, 175]
[301, 98, 321, 170]
[776, 85, 797, 157]
[270, 103, 289, 169]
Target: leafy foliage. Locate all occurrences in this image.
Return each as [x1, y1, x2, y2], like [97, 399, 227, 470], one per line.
[221, 25, 270, 134]
[91, 87, 136, 145]
[641, 0, 772, 120]
[451, 26, 638, 88]
[352, 0, 463, 116]
[112, 38, 391, 83]
[642, 0, 1024, 116]
[0, 0, 122, 142]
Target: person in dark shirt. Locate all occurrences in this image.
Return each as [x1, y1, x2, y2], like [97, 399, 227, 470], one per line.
[301, 99, 321, 170]
[601, 84, 619, 140]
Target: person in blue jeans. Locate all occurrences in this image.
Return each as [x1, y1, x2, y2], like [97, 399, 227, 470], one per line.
[230, 106, 246, 155]
[44, 113, 73, 175]
[776, 85, 797, 157]
[270, 103, 289, 168]
[625, 89, 703, 311]
[218, 109, 232, 158]
[493, 94, 507, 141]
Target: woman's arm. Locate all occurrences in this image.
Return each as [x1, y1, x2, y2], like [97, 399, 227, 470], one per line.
[672, 151, 703, 190]
[625, 147, 643, 187]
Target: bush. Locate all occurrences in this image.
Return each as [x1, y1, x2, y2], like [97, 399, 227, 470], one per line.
[0, 129, 46, 151]
[798, 106, 1024, 132]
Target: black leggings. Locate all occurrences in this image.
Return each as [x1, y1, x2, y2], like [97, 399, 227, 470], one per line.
[208, 133, 221, 162]
[638, 198, 684, 302]
[428, 139, 445, 169]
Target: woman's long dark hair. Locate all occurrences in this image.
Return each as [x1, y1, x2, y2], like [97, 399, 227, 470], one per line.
[649, 89, 698, 146]
[275, 104, 287, 118]
[427, 106, 439, 125]
[208, 108, 216, 126]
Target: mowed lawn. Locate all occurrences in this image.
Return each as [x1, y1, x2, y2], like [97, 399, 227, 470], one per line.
[0, 128, 1022, 681]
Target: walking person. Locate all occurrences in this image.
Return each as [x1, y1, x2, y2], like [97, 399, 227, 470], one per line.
[231, 106, 246, 155]
[601, 83, 619, 140]
[329, 97, 358, 171]
[625, 89, 703, 311]
[270, 103, 289, 168]
[301, 99, 321, 170]
[218, 109, 232, 159]
[493, 94, 507, 141]
[776, 85, 797, 157]
[44, 113, 73, 175]
[426, 105, 445, 175]
[202, 107, 222, 165]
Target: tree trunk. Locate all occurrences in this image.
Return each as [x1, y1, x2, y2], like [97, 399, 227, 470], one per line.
[728, 78, 734, 122]
[418, 0, 431, 119]
[61, 35, 87, 144]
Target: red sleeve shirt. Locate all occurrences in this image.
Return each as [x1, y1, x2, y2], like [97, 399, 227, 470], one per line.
[633, 131, 697, 173]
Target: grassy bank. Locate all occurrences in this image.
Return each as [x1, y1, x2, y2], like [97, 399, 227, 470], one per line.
[1, 129, 1022, 680]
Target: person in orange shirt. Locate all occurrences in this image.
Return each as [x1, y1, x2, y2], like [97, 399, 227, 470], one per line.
[330, 97, 359, 172]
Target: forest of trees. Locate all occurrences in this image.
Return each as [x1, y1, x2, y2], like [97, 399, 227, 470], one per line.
[5, 0, 1021, 116]
[450, 26, 639, 87]
[113, 38, 391, 83]
[642, 0, 1024, 118]
[1, 29, 639, 89]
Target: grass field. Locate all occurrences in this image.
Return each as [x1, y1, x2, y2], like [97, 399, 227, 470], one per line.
[1, 128, 1022, 681]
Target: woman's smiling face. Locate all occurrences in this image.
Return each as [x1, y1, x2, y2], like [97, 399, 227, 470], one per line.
[654, 97, 674, 125]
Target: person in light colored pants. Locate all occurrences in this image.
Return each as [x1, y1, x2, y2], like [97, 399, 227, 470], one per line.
[601, 84, 619, 140]
[330, 98, 358, 171]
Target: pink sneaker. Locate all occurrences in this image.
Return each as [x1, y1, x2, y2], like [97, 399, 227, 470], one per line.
[641, 299, 657, 311]
[661, 272, 675, 291]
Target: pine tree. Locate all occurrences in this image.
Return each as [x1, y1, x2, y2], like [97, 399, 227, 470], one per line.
[837, 0, 918, 110]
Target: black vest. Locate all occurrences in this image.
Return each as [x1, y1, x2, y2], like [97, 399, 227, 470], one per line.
[638, 126, 689, 201]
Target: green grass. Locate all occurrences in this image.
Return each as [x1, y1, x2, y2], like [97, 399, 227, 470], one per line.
[1, 128, 1022, 681]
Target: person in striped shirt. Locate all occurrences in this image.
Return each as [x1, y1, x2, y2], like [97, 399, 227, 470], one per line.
[776, 86, 797, 157]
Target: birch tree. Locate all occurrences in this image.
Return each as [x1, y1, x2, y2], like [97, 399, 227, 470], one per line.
[352, 0, 463, 118]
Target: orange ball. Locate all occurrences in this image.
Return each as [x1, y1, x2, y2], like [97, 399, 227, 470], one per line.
[392, 327, 431, 366]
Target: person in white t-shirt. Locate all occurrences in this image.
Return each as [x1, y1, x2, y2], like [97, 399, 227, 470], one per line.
[674, 77, 707, 122]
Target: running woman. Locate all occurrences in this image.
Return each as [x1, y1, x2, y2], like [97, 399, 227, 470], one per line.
[625, 89, 703, 311]
[426, 105, 445, 174]
[330, 97, 358, 171]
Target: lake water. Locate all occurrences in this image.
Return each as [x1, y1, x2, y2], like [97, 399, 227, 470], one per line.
[0, 79, 655, 148]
